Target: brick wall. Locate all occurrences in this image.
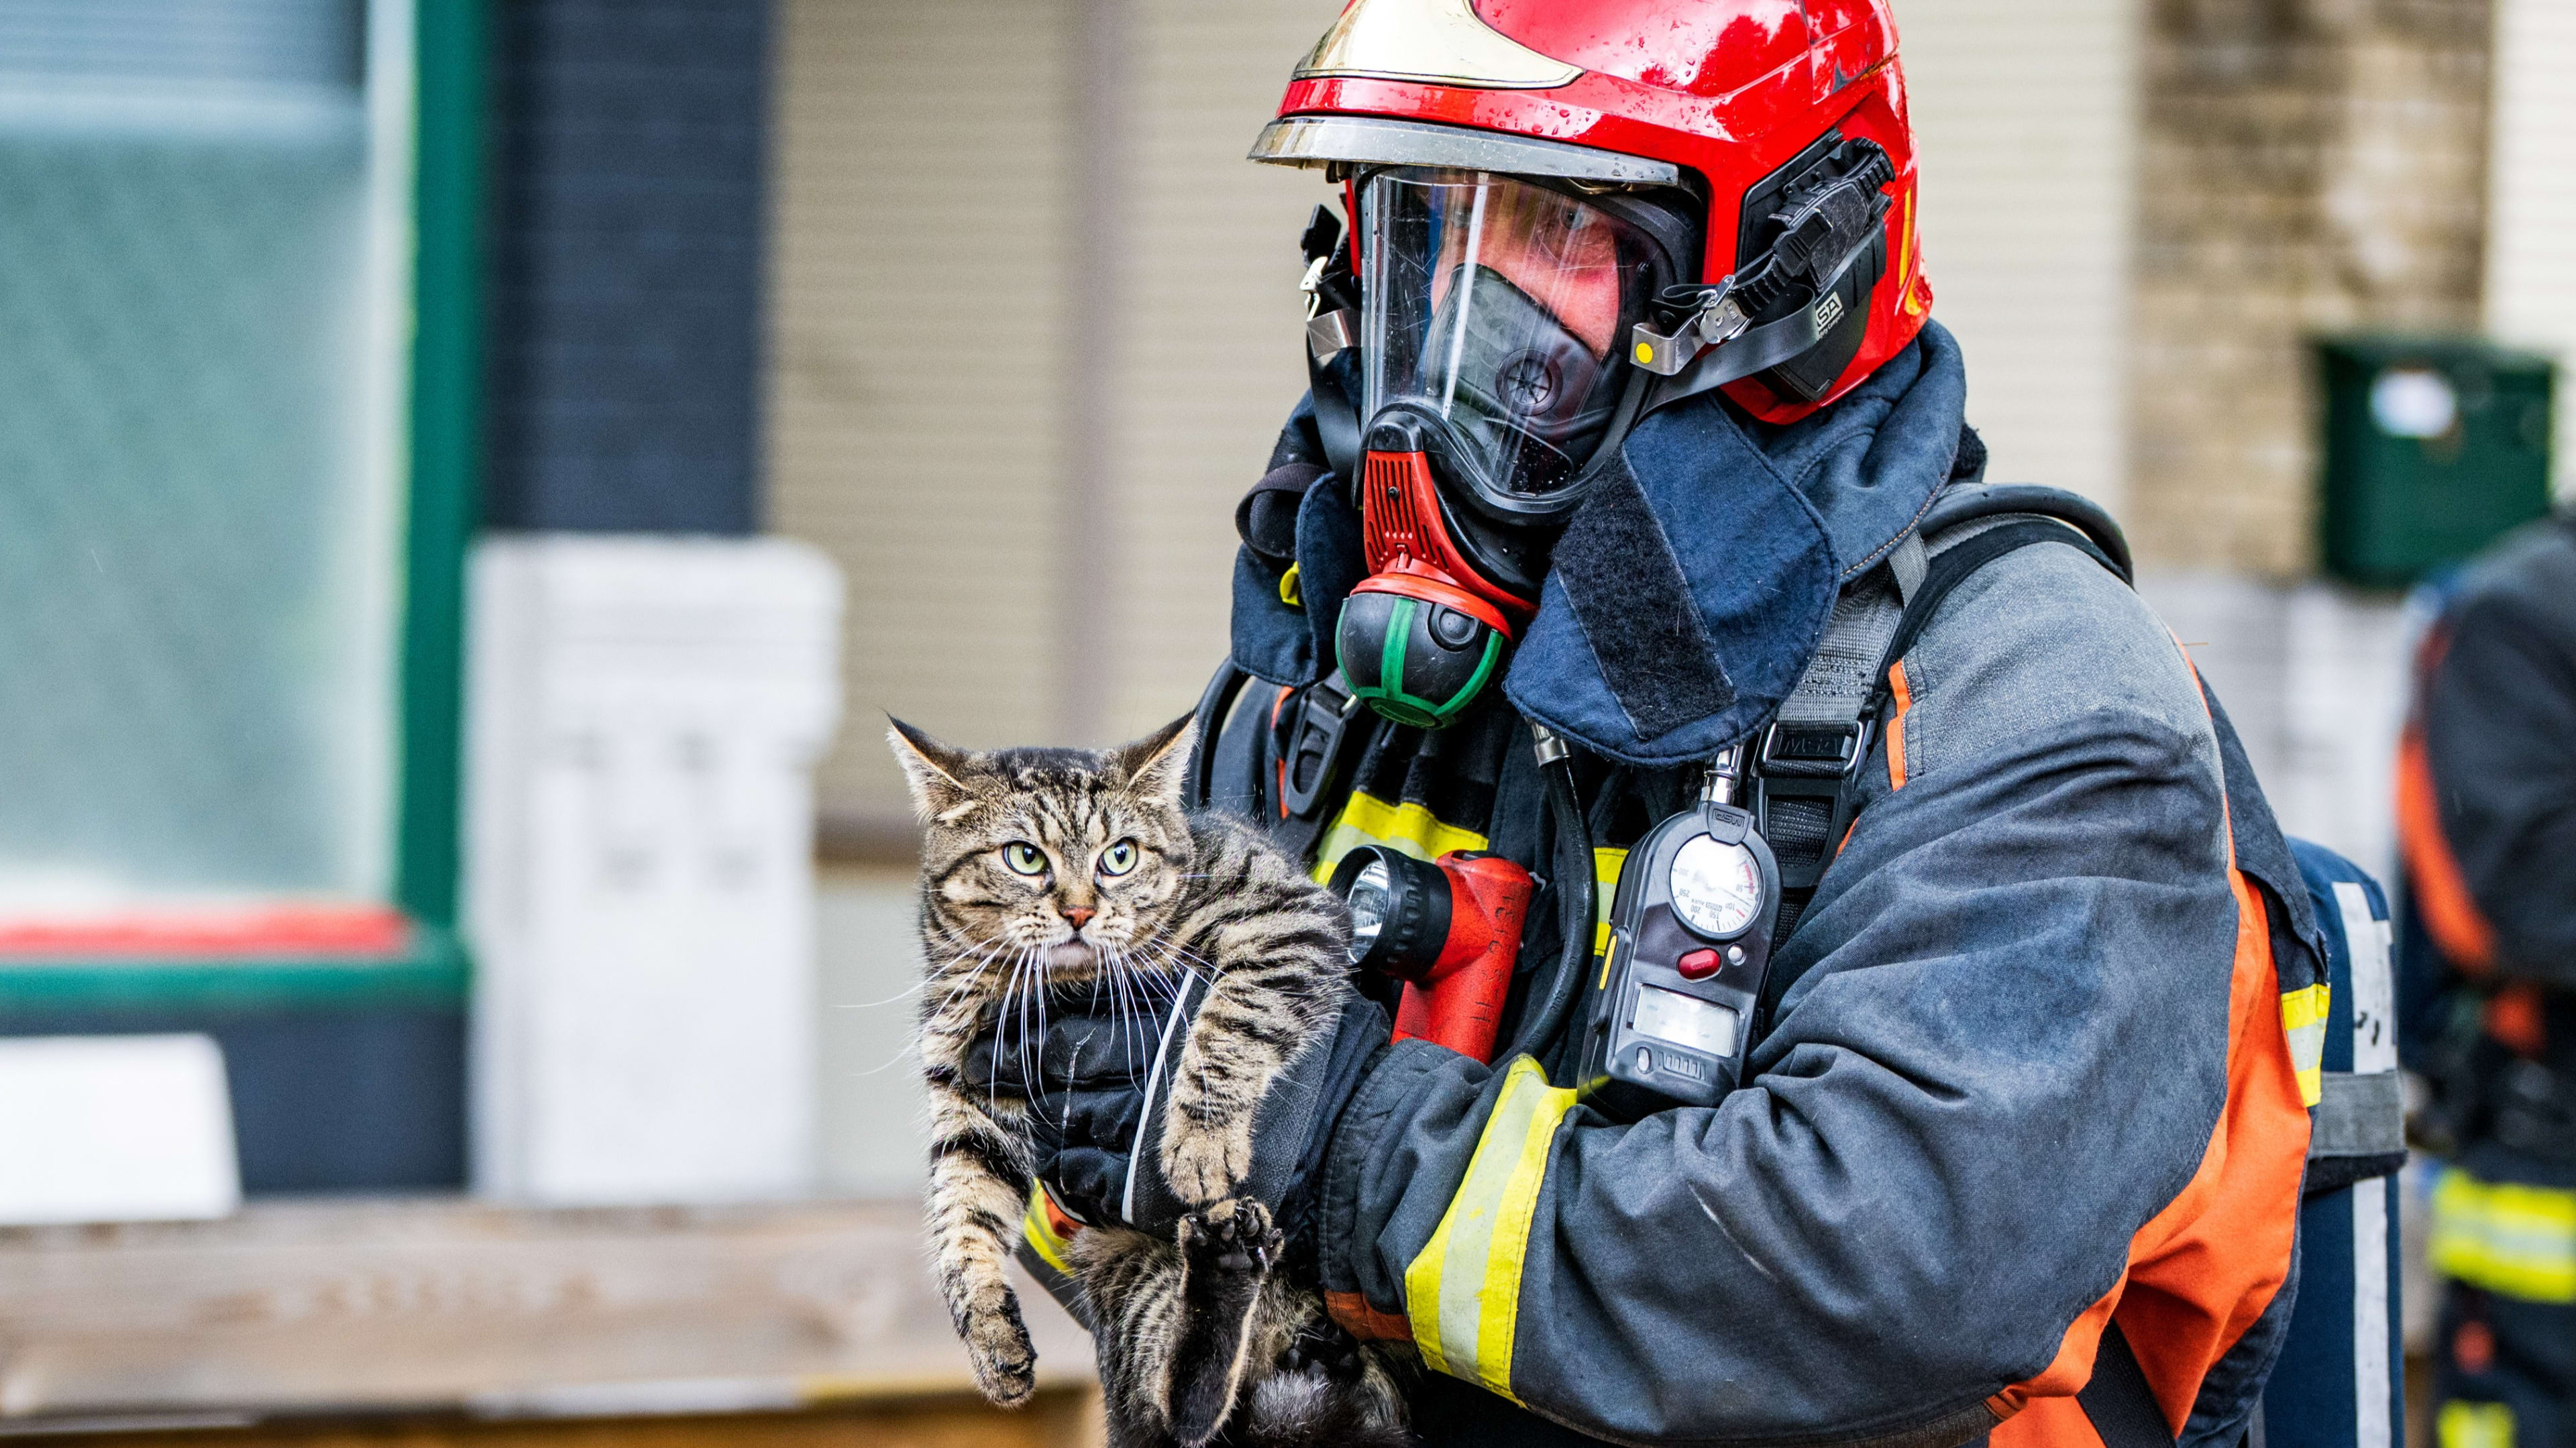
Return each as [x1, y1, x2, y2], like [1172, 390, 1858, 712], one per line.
[2130, 0, 2491, 576]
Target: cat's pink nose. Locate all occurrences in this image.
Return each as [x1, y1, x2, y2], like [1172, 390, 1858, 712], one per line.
[1060, 906, 1095, 930]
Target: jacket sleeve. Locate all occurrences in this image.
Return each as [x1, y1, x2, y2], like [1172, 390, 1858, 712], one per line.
[2422, 577, 2576, 989]
[1315, 546, 2245, 1446]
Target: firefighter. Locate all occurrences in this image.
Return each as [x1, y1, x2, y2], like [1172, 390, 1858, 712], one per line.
[979, 1, 2334, 1443]
[2399, 508, 2576, 1448]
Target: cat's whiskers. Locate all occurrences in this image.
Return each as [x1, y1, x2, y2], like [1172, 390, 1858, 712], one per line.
[1097, 944, 1142, 1082]
[990, 946, 1040, 1118]
[927, 937, 1012, 1023]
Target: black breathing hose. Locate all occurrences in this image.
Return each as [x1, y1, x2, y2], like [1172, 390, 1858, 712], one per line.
[1505, 726, 1593, 1066]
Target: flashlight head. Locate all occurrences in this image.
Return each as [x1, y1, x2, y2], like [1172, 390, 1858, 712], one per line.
[1328, 844, 1453, 980]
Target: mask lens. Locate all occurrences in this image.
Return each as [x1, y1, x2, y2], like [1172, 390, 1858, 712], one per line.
[1360, 169, 1661, 510]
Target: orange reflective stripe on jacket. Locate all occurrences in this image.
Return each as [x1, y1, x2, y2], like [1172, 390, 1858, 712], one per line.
[1988, 862, 2310, 1445]
[1986, 651, 2315, 1444]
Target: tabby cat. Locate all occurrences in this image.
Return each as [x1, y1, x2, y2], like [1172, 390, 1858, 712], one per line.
[888, 715, 1411, 1448]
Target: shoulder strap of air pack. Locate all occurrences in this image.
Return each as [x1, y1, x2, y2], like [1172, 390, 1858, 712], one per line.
[1754, 484, 2132, 962]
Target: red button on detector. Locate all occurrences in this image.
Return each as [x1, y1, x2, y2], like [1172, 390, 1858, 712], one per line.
[1676, 948, 1721, 981]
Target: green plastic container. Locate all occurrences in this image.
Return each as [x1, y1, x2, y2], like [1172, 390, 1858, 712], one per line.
[2315, 337, 2555, 588]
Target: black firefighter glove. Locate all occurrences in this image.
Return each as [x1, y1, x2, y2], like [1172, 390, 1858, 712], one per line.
[965, 976, 1390, 1248]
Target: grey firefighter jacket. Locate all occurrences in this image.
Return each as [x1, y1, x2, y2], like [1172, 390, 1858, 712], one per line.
[1278, 534, 2324, 1448]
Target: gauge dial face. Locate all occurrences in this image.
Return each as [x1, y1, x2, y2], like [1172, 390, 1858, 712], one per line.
[1668, 834, 1762, 938]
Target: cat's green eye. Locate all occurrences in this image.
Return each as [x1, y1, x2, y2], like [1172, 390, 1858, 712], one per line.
[1097, 840, 1140, 878]
[1000, 842, 1049, 877]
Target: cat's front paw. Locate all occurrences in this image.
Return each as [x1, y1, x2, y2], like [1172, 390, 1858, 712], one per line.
[1161, 1119, 1254, 1207]
[957, 1286, 1038, 1407]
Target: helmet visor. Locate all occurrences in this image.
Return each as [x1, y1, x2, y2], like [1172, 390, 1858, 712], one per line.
[1359, 168, 1666, 513]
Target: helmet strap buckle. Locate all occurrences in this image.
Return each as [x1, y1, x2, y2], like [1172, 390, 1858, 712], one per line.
[1631, 284, 1750, 377]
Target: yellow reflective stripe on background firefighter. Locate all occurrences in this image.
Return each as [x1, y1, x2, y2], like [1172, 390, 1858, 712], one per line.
[1403, 1056, 1576, 1400]
[1311, 791, 1489, 883]
[2438, 1400, 2517, 1448]
[2279, 983, 2329, 1107]
[2429, 1167, 2576, 1304]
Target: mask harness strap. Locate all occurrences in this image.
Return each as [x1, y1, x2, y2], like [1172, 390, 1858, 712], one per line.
[1751, 532, 1919, 949]
[1298, 205, 1365, 486]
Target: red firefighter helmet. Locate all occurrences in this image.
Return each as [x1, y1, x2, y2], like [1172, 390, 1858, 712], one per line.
[1250, 0, 1931, 426]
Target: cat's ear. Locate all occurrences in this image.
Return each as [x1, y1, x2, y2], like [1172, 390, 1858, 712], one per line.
[1111, 714, 1197, 810]
[886, 716, 978, 822]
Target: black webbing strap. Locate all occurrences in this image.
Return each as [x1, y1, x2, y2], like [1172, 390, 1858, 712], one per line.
[2081, 1321, 2180, 1448]
[1753, 537, 1916, 943]
[1185, 659, 1248, 811]
[1756, 512, 2127, 1023]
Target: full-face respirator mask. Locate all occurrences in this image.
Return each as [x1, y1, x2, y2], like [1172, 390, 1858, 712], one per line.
[1311, 137, 1900, 731]
[1330, 168, 1693, 728]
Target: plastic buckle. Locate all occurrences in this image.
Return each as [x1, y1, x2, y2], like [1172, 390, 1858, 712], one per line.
[1281, 679, 1362, 820]
[1759, 719, 1871, 779]
[1754, 721, 1871, 894]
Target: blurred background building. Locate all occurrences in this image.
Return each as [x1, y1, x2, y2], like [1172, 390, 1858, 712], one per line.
[0, 0, 2563, 1443]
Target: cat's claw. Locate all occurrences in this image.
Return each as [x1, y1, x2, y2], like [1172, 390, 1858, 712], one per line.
[1187, 1197, 1283, 1274]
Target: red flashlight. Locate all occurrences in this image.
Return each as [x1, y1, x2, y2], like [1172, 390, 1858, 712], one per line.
[1328, 846, 1534, 1064]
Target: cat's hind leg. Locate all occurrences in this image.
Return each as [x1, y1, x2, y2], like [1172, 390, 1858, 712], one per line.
[1167, 1197, 1283, 1448]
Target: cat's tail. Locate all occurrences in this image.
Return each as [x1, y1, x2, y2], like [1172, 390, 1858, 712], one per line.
[1238, 1362, 1417, 1448]
[1167, 1199, 1281, 1448]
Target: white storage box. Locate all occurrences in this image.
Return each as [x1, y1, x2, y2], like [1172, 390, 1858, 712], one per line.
[468, 537, 843, 1205]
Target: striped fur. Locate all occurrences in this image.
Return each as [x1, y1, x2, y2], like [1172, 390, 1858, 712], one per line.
[891, 716, 1410, 1448]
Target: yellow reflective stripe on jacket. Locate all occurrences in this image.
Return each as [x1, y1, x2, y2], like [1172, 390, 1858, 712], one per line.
[2279, 983, 2329, 1107]
[1403, 1056, 1577, 1400]
[1022, 1185, 1075, 1275]
[1311, 791, 1490, 883]
[2430, 1167, 2576, 1304]
[1591, 846, 1628, 958]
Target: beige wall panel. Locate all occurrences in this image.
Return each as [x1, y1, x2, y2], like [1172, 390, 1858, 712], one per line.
[1098, 0, 1342, 743]
[769, 0, 1073, 820]
[1900, 0, 2138, 514]
[2486, 0, 2576, 498]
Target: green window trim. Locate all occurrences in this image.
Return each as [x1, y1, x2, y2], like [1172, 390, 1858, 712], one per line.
[396, 0, 486, 932]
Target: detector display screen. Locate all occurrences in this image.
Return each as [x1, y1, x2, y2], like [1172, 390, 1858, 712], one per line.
[1631, 984, 1739, 1059]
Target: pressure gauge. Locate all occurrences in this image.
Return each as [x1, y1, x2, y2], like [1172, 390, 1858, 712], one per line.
[1669, 835, 1763, 939]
